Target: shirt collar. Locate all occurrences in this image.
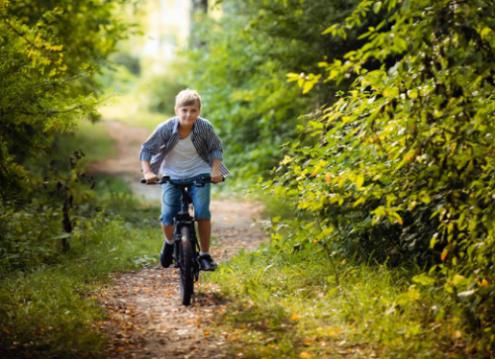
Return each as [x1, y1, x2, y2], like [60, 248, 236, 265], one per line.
[172, 117, 200, 134]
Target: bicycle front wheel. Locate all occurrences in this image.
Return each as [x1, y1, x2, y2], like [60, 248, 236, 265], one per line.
[179, 226, 194, 306]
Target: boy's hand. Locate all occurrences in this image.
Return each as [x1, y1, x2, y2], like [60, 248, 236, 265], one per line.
[144, 171, 158, 184]
[210, 162, 223, 183]
[211, 174, 223, 183]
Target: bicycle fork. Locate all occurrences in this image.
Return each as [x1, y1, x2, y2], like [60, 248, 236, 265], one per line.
[173, 222, 200, 280]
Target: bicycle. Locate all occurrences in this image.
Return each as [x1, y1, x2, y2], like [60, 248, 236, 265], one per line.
[141, 175, 220, 305]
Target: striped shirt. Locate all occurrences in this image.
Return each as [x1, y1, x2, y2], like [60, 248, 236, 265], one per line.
[139, 117, 230, 177]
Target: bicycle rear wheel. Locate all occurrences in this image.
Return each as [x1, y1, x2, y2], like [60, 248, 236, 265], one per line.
[179, 226, 194, 305]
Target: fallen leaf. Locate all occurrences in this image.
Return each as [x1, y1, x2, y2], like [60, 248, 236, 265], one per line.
[440, 248, 448, 261]
[303, 338, 314, 346]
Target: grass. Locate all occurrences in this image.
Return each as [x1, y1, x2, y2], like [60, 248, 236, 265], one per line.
[0, 167, 470, 358]
[99, 93, 165, 131]
[75, 119, 118, 163]
[58, 89, 163, 168]
[0, 175, 161, 358]
[56, 118, 117, 167]
[3, 105, 470, 358]
[207, 242, 468, 358]
[0, 102, 165, 357]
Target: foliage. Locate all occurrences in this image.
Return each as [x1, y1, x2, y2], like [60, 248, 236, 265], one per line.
[0, 0, 129, 277]
[0, 174, 160, 358]
[0, 214, 159, 358]
[111, 51, 141, 76]
[0, 200, 65, 272]
[0, 169, 157, 274]
[270, 0, 495, 354]
[0, 0, 127, 200]
[141, 71, 187, 116]
[208, 242, 468, 358]
[182, 0, 360, 180]
[54, 118, 117, 171]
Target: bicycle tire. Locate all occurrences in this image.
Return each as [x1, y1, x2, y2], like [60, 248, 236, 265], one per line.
[179, 226, 194, 305]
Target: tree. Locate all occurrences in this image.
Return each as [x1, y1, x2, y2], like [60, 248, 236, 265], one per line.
[272, 0, 495, 353]
[0, 0, 128, 271]
[0, 0, 127, 200]
[182, 0, 359, 179]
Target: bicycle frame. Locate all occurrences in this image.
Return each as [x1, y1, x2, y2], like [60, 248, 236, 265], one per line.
[140, 175, 219, 305]
[172, 183, 201, 281]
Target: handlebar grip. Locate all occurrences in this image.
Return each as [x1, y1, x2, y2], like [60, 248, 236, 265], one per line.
[140, 178, 162, 184]
[140, 176, 170, 185]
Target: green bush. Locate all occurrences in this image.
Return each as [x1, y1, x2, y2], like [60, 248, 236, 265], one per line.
[142, 73, 186, 116]
[0, 215, 159, 358]
[0, 201, 64, 272]
[209, 242, 468, 358]
[0, 173, 160, 358]
[0, 0, 127, 199]
[270, 0, 495, 354]
[182, 0, 360, 180]
[0, 0, 129, 274]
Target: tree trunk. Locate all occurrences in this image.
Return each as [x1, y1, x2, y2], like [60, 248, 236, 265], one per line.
[192, 0, 208, 13]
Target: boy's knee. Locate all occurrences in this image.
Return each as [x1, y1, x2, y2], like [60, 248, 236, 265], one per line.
[192, 184, 211, 220]
[160, 183, 181, 225]
[160, 210, 176, 225]
[194, 207, 211, 221]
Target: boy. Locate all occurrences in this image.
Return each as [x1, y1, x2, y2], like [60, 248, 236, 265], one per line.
[139, 89, 229, 271]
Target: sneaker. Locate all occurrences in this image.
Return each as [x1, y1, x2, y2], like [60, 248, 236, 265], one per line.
[160, 242, 174, 268]
[198, 254, 217, 271]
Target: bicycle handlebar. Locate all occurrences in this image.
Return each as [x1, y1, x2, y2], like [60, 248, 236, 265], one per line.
[140, 175, 224, 185]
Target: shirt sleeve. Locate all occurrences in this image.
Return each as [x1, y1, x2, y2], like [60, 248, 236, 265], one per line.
[139, 122, 168, 162]
[206, 123, 224, 161]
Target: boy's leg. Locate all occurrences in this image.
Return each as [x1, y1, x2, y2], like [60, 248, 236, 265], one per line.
[159, 183, 180, 267]
[190, 180, 216, 270]
[197, 220, 211, 253]
[190, 180, 211, 251]
[160, 182, 181, 230]
[161, 223, 174, 242]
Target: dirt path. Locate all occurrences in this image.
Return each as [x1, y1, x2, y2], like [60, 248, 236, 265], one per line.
[87, 120, 150, 176]
[91, 120, 266, 358]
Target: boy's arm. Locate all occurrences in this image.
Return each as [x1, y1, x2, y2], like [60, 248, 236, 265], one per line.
[139, 121, 169, 163]
[210, 159, 223, 183]
[139, 120, 171, 181]
[141, 160, 158, 183]
[205, 123, 226, 182]
[204, 122, 223, 160]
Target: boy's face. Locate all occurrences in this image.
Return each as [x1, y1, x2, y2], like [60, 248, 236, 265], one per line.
[175, 102, 200, 128]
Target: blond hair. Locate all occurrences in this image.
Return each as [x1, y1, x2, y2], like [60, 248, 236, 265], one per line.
[175, 89, 202, 109]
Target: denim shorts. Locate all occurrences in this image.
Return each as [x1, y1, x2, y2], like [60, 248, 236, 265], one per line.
[160, 174, 211, 225]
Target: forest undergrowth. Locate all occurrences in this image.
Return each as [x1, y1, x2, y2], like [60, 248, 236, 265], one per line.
[204, 195, 474, 359]
[0, 172, 160, 358]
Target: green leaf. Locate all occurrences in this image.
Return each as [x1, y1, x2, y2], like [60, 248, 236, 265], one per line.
[355, 174, 364, 189]
[412, 273, 435, 286]
[480, 27, 492, 40]
[383, 86, 399, 98]
[373, 1, 382, 14]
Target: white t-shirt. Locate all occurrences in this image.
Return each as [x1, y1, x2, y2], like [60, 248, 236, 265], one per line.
[160, 133, 211, 179]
